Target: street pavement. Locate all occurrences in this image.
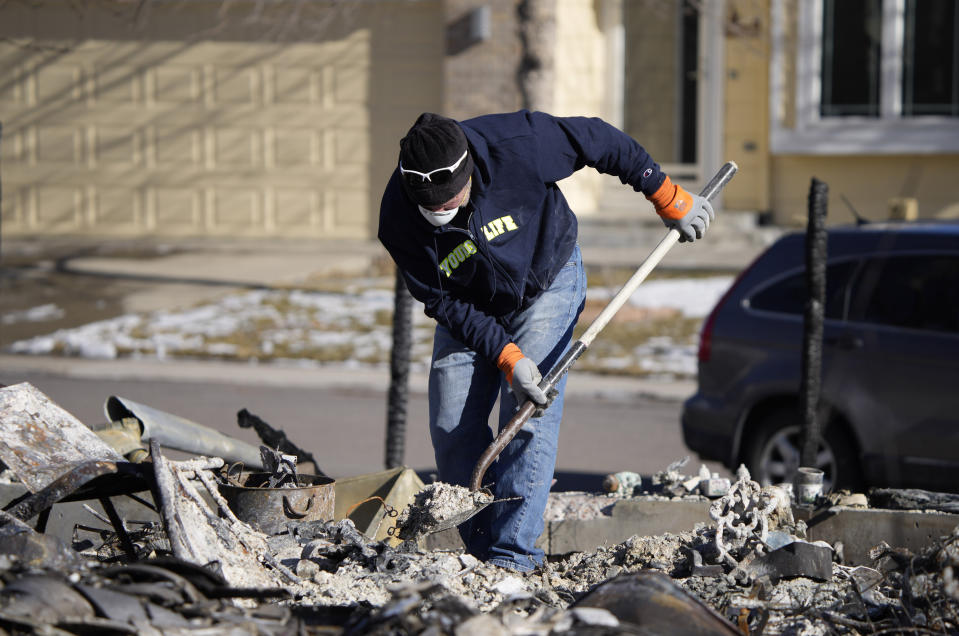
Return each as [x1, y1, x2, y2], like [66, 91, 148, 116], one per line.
[0, 366, 728, 488]
[2, 218, 773, 401]
[1, 213, 775, 483]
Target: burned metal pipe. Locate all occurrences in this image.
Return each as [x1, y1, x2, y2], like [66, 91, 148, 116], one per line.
[105, 396, 264, 470]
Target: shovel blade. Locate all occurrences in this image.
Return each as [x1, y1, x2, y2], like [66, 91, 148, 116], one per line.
[426, 500, 493, 535]
[426, 495, 523, 535]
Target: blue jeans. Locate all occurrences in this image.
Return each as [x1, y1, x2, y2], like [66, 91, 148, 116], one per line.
[428, 244, 586, 572]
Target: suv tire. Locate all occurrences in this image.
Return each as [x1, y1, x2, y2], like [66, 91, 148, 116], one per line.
[742, 407, 862, 492]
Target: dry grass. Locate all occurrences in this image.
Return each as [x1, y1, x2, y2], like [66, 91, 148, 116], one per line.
[15, 263, 709, 375]
[573, 310, 703, 377]
[585, 265, 728, 288]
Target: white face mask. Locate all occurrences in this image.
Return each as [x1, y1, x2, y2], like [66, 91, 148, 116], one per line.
[418, 205, 459, 226]
[417, 179, 471, 227]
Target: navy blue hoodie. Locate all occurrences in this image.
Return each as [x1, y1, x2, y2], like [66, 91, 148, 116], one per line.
[378, 110, 665, 364]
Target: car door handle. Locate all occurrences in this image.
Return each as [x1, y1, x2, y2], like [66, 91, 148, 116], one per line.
[825, 334, 864, 350]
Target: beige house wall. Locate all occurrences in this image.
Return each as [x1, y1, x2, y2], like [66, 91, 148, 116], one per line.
[9, 1, 953, 239]
[0, 1, 442, 239]
[719, 0, 959, 225]
[723, 0, 770, 212]
[764, 0, 959, 225]
[770, 155, 959, 226]
[553, 0, 610, 215]
[553, 1, 606, 118]
[443, 0, 522, 120]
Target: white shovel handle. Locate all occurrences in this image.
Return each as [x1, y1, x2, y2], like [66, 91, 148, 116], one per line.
[580, 160, 739, 347]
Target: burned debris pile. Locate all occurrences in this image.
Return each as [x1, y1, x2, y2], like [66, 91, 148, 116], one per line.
[0, 557, 295, 634]
[393, 482, 494, 540]
[0, 382, 957, 634]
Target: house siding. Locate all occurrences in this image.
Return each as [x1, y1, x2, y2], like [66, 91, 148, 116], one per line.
[0, 1, 443, 238]
[767, 0, 959, 224]
[723, 0, 771, 212]
[554, 0, 610, 215]
[771, 155, 959, 225]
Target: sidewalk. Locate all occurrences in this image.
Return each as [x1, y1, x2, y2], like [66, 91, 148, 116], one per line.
[13, 216, 779, 313]
[2, 217, 781, 400]
[0, 353, 696, 403]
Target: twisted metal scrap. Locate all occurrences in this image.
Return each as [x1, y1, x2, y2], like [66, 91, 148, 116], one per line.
[152, 445, 284, 591]
[709, 476, 778, 566]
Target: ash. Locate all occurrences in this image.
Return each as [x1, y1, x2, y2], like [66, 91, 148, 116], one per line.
[393, 482, 493, 540]
[544, 491, 616, 521]
[3, 470, 958, 634]
[282, 474, 959, 633]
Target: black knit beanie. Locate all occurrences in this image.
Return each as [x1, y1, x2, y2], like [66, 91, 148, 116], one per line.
[398, 113, 474, 207]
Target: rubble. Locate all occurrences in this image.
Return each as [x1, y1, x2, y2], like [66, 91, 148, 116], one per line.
[544, 492, 614, 521]
[0, 382, 123, 491]
[1, 383, 958, 633]
[869, 488, 959, 514]
[624, 457, 734, 500]
[238, 407, 323, 476]
[393, 482, 494, 540]
[709, 470, 796, 567]
[152, 444, 284, 591]
[601, 470, 643, 497]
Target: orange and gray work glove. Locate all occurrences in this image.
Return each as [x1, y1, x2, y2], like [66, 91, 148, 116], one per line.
[647, 176, 715, 243]
[497, 343, 548, 406]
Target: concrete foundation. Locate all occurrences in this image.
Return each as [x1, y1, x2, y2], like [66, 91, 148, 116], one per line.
[802, 506, 959, 565]
[3, 484, 956, 568]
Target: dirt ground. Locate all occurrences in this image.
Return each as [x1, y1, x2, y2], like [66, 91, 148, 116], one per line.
[3, 241, 117, 336]
[1, 238, 229, 347]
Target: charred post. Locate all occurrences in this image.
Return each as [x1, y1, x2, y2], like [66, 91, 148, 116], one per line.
[385, 268, 413, 469]
[800, 178, 828, 469]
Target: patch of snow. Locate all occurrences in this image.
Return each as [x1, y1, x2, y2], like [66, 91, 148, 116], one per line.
[4, 277, 725, 379]
[590, 276, 733, 318]
[2, 304, 64, 325]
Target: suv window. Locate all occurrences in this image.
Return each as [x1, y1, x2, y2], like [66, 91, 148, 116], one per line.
[853, 255, 959, 334]
[747, 260, 858, 319]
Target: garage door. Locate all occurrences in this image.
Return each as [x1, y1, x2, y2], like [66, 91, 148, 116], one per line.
[0, 1, 441, 239]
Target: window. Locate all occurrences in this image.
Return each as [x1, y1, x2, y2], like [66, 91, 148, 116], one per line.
[748, 260, 858, 318]
[771, 0, 959, 153]
[819, 0, 959, 118]
[903, 0, 959, 117]
[853, 255, 959, 333]
[821, 0, 882, 117]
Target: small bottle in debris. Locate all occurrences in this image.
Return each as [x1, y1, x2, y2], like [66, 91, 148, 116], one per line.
[602, 471, 643, 497]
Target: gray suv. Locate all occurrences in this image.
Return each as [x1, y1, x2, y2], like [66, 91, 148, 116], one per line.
[682, 221, 959, 492]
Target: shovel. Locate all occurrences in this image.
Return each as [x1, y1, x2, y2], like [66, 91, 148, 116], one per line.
[469, 161, 739, 494]
[392, 491, 522, 539]
[399, 162, 738, 540]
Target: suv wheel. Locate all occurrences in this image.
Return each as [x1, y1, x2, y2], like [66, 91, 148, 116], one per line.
[743, 408, 861, 492]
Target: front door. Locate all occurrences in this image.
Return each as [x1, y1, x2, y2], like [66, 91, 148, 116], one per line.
[622, 0, 723, 188]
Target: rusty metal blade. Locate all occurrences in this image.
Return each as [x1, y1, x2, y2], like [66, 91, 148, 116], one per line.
[0, 383, 122, 492]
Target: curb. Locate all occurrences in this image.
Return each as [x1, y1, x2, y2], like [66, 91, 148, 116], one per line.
[0, 354, 695, 403]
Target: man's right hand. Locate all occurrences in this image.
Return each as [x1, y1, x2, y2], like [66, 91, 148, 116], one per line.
[497, 343, 548, 406]
[647, 176, 715, 242]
